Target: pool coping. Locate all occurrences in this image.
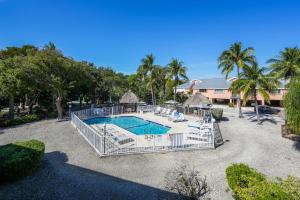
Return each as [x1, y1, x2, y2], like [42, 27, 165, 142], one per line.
[84, 115, 171, 135]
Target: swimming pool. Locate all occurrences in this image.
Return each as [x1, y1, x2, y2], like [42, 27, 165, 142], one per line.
[85, 116, 170, 135]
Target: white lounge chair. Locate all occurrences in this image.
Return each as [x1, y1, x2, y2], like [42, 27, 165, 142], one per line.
[154, 107, 162, 114]
[158, 108, 167, 116]
[161, 109, 172, 117]
[171, 113, 185, 122]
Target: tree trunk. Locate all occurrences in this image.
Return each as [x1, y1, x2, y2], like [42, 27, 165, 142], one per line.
[79, 96, 82, 110]
[151, 84, 155, 106]
[20, 96, 26, 111]
[174, 86, 177, 102]
[8, 95, 14, 120]
[55, 91, 63, 120]
[237, 67, 243, 118]
[255, 94, 261, 124]
[28, 94, 39, 114]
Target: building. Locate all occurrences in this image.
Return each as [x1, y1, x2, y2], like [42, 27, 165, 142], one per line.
[176, 78, 287, 106]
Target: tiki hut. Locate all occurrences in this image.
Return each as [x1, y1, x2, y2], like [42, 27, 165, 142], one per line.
[184, 92, 211, 116]
[119, 90, 139, 112]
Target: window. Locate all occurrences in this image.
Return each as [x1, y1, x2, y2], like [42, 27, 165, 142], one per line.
[270, 89, 281, 95]
[214, 89, 224, 94]
[198, 89, 207, 93]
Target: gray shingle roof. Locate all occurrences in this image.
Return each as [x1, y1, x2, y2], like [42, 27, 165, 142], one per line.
[178, 78, 287, 89]
[177, 82, 192, 89]
[178, 78, 231, 89]
[194, 78, 231, 89]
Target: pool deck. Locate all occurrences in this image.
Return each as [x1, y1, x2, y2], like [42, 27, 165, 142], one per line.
[87, 112, 205, 147]
[118, 112, 198, 134]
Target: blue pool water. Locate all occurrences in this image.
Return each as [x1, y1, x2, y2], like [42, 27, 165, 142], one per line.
[84, 116, 170, 135]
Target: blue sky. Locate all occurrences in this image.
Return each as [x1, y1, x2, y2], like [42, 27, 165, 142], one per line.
[1, 0, 300, 79]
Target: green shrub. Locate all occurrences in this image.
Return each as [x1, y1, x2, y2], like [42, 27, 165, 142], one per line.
[228, 102, 234, 107]
[226, 163, 266, 192]
[34, 108, 47, 119]
[277, 176, 300, 199]
[22, 114, 40, 123]
[236, 180, 293, 200]
[226, 163, 300, 200]
[211, 108, 223, 121]
[47, 111, 57, 119]
[0, 140, 45, 183]
[1, 114, 40, 127]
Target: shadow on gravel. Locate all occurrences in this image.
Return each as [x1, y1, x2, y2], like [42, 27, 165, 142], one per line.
[221, 117, 230, 121]
[0, 151, 180, 200]
[293, 142, 300, 152]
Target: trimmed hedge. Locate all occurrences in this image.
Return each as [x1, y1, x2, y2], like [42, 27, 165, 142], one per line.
[226, 163, 300, 200]
[1, 114, 40, 127]
[0, 140, 45, 183]
[211, 108, 223, 121]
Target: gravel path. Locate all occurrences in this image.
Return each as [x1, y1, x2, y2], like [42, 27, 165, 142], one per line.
[0, 113, 299, 200]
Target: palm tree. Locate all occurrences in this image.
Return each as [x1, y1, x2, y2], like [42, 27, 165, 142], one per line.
[230, 62, 277, 123]
[218, 42, 256, 117]
[166, 59, 188, 101]
[138, 54, 159, 105]
[267, 47, 300, 81]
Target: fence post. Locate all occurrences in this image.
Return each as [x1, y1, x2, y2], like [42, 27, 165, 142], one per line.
[103, 124, 106, 154]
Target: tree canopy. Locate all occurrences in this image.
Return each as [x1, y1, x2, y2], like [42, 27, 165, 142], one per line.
[0, 43, 189, 119]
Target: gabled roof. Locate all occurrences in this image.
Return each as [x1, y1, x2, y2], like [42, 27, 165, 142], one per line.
[194, 78, 232, 89]
[178, 78, 287, 90]
[178, 78, 232, 89]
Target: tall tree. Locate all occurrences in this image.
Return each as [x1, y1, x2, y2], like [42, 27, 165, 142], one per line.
[31, 43, 76, 120]
[166, 58, 188, 101]
[218, 42, 256, 117]
[230, 62, 277, 123]
[283, 77, 300, 133]
[267, 47, 300, 81]
[0, 45, 37, 119]
[138, 54, 159, 105]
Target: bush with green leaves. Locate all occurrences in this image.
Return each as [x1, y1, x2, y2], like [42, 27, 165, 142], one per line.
[1, 114, 40, 127]
[226, 163, 266, 192]
[0, 140, 45, 183]
[165, 163, 209, 200]
[226, 163, 300, 200]
[211, 108, 223, 121]
[283, 77, 300, 134]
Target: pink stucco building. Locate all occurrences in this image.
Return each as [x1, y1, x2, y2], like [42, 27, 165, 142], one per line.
[176, 78, 288, 106]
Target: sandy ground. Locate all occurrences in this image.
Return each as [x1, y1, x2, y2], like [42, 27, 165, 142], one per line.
[0, 112, 299, 200]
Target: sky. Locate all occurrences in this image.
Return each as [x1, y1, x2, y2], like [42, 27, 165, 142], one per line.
[0, 0, 300, 79]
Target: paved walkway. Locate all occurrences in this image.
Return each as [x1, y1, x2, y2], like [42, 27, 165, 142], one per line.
[0, 113, 299, 200]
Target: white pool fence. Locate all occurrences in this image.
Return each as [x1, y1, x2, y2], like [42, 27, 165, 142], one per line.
[71, 106, 218, 157]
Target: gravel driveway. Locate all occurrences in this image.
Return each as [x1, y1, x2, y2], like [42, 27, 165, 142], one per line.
[0, 113, 299, 200]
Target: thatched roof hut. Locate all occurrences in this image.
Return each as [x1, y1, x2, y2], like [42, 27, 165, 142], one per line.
[184, 92, 210, 107]
[119, 90, 139, 104]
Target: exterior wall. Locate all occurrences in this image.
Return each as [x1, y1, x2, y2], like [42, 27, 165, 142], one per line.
[182, 88, 288, 105]
[193, 89, 232, 103]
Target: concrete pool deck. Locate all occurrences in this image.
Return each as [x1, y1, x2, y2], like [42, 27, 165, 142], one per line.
[120, 112, 200, 134]
[87, 113, 209, 148]
[0, 112, 300, 200]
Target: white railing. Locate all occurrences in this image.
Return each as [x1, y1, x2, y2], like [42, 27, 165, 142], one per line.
[137, 105, 156, 113]
[71, 106, 216, 157]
